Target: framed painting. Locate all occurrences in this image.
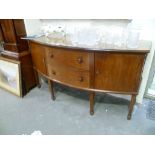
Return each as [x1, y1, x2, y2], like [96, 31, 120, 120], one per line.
[0, 57, 22, 97]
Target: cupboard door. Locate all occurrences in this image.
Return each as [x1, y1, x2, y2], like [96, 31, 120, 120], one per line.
[30, 42, 47, 75]
[0, 19, 18, 52]
[0, 25, 3, 42]
[13, 19, 28, 51]
[0, 20, 16, 43]
[95, 53, 145, 93]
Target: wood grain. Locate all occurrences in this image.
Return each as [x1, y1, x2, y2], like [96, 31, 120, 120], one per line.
[47, 64, 90, 88]
[29, 41, 47, 76]
[45, 46, 90, 71]
[0, 20, 36, 95]
[95, 52, 145, 93]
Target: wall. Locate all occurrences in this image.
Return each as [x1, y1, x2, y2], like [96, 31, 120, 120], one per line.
[24, 19, 155, 103]
[24, 19, 42, 36]
[132, 20, 155, 103]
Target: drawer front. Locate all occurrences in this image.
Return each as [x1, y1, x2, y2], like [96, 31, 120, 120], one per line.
[47, 65, 90, 88]
[45, 47, 89, 71]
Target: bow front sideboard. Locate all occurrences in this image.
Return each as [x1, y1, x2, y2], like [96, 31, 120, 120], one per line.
[28, 37, 151, 120]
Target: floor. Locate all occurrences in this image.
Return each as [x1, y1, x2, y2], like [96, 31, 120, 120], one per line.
[0, 82, 155, 135]
[148, 74, 155, 96]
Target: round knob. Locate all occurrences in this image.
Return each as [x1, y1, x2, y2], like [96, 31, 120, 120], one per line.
[52, 71, 56, 75]
[77, 57, 83, 64]
[50, 54, 54, 58]
[96, 70, 100, 75]
[79, 76, 84, 82]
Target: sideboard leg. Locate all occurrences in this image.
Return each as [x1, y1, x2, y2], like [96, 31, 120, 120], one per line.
[127, 94, 136, 120]
[89, 91, 95, 115]
[34, 70, 41, 88]
[48, 80, 56, 101]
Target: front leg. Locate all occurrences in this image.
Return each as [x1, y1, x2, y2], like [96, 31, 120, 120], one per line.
[48, 80, 56, 101]
[89, 91, 95, 115]
[127, 94, 136, 120]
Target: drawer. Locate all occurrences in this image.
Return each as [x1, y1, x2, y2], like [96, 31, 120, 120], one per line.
[45, 47, 89, 71]
[47, 65, 90, 88]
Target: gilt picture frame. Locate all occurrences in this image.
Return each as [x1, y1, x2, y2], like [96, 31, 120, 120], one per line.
[0, 57, 22, 97]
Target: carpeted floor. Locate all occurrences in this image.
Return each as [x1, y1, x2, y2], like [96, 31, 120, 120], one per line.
[0, 82, 155, 135]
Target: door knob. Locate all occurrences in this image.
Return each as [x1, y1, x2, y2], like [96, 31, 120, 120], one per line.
[96, 70, 100, 75]
[50, 54, 54, 58]
[52, 71, 56, 75]
[79, 76, 84, 82]
[77, 57, 83, 64]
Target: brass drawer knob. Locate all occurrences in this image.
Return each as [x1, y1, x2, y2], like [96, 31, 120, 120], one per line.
[79, 76, 84, 82]
[52, 71, 56, 75]
[77, 57, 83, 64]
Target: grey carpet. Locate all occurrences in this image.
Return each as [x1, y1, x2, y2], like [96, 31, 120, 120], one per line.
[0, 82, 155, 135]
[146, 100, 155, 121]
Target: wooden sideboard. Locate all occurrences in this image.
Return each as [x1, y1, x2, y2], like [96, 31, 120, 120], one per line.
[28, 38, 150, 120]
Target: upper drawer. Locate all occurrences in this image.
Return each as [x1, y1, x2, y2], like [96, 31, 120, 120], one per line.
[45, 47, 90, 71]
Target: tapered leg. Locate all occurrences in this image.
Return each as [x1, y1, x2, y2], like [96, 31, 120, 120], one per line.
[127, 94, 136, 120]
[48, 80, 56, 101]
[89, 91, 95, 115]
[34, 70, 41, 88]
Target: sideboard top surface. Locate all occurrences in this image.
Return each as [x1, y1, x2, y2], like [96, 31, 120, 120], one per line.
[25, 36, 151, 53]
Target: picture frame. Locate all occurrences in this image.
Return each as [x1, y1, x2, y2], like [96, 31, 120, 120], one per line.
[0, 56, 22, 97]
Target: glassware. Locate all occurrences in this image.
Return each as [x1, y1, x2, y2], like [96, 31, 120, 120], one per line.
[126, 23, 141, 48]
[113, 26, 124, 48]
[105, 26, 114, 48]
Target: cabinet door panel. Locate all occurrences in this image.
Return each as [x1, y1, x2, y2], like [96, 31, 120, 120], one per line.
[0, 26, 3, 42]
[0, 20, 16, 43]
[30, 42, 47, 75]
[95, 53, 145, 93]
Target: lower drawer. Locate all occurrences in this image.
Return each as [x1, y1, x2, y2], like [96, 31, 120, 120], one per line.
[47, 65, 90, 88]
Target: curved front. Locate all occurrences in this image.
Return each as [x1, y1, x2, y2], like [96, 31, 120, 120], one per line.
[29, 41, 93, 90]
[29, 41, 48, 76]
[29, 40, 147, 95]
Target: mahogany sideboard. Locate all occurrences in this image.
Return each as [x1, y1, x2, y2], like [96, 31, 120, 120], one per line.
[28, 37, 151, 120]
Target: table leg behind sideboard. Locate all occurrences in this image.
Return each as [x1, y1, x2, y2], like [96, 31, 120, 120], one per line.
[34, 70, 41, 88]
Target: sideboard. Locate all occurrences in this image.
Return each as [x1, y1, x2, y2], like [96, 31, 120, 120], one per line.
[28, 37, 151, 120]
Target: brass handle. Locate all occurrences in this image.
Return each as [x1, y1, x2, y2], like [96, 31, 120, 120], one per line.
[79, 76, 84, 82]
[77, 57, 83, 64]
[52, 71, 56, 75]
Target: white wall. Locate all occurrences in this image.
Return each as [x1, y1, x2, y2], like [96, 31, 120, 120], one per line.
[132, 20, 155, 103]
[24, 19, 42, 36]
[24, 19, 155, 103]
